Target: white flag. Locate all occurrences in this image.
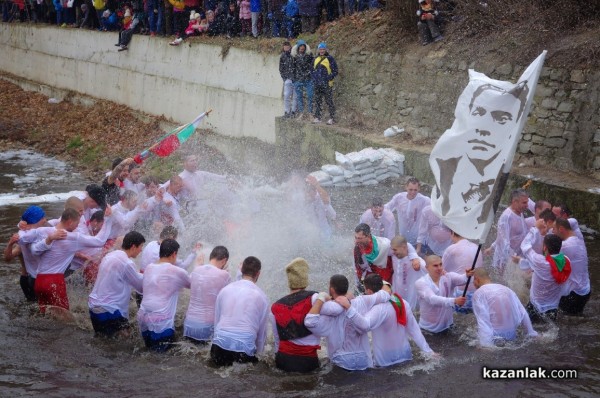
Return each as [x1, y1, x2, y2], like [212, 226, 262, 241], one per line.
[429, 51, 546, 243]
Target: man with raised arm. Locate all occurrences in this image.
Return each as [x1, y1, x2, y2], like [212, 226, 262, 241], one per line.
[389, 235, 425, 311]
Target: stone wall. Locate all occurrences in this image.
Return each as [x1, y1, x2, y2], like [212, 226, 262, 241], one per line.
[336, 49, 600, 174]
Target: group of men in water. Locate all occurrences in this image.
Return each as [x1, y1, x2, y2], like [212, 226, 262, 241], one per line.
[3, 157, 591, 372]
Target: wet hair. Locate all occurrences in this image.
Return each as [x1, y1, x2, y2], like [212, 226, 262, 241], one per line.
[355, 223, 371, 236]
[534, 200, 551, 211]
[510, 188, 528, 202]
[159, 238, 180, 258]
[473, 268, 490, 281]
[170, 175, 183, 185]
[90, 210, 105, 223]
[390, 235, 408, 247]
[123, 231, 146, 250]
[363, 274, 383, 293]
[111, 158, 123, 170]
[210, 246, 229, 261]
[159, 226, 178, 240]
[426, 255, 442, 266]
[141, 175, 159, 187]
[121, 189, 138, 203]
[241, 256, 261, 278]
[371, 197, 384, 208]
[329, 274, 349, 296]
[61, 207, 81, 222]
[539, 209, 556, 223]
[555, 218, 572, 231]
[64, 196, 84, 211]
[553, 203, 571, 217]
[128, 163, 140, 172]
[543, 234, 562, 255]
[468, 81, 530, 121]
[406, 177, 420, 186]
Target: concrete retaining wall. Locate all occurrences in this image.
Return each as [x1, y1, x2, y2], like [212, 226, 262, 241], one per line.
[0, 24, 282, 143]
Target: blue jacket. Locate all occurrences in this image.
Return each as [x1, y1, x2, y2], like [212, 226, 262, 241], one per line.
[250, 0, 261, 12]
[285, 0, 298, 17]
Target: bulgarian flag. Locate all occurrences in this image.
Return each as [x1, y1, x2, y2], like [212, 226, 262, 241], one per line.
[134, 110, 212, 164]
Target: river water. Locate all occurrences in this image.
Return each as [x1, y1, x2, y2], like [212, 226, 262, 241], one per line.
[0, 149, 598, 397]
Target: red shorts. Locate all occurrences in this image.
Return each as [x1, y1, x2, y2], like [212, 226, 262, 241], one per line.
[34, 273, 69, 313]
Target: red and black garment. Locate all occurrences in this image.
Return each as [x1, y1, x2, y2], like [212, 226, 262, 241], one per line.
[354, 244, 394, 283]
[271, 290, 320, 357]
[547, 253, 571, 284]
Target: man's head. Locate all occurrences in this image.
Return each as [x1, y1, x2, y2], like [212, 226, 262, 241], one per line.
[317, 42, 327, 56]
[354, 223, 372, 248]
[539, 208, 557, 230]
[370, 197, 384, 219]
[363, 273, 383, 295]
[554, 218, 573, 240]
[329, 274, 348, 298]
[296, 39, 306, 54]
[405, 177, 420, 200]
[286, 257, 309, 290]
[122, 231, 146, 258]
[509, 189, 529, 215]
[60, 208, 82, 232]
[159, 238, 180, 261]
[168, 175, 184, 195]
[283, 41, 291, 52]
[209, 245, 229, 269]
[534, 199, 552, 219]
[142, 175, 160, 197]
[121, 190, 138, 210]
[159, 225, 178, 241]
[473, 267, 491, 289]
[390, 235, 409, 259]
[65, 196, 85, 216]
[543, 234, 562, 256]
[450, 229, 463, 243]
[21, 206, 46, 228]
[85, 184, 107, 210]
[89, 210, 105, 234]
[552, 203, 571, 219]
[128, 165, 142, 183]
[184, 155, 198, 173]
[425, 255, 443, 279]
[241, 256, 262, 281]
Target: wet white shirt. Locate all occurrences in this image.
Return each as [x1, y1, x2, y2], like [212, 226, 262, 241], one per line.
[560, 236, 590, 296]
[473, 283, 537, 347]
[158, 191, 185, 231]
[137, 262, 191, 334]
[385, 192, 430, 245]
[304, 290, 390, 371]
[442, 238, 483, 293]
[88, 250, 143, 317]
[491, 207, 528, 269]
[416, 205, 452, 256]
[520, 228, 566, 313]
[184, 264, 231, 341]
[123, 178, 145, 196]
[17, 228, 48, 277]
[415, 272, 467, 333]
[138, 240, 196, 273]
[108, 202, 143, 239]
[348, 297, 433, 367]
[213, 279, 269, 356]
[359, 208, 396, 240]
[391, 252, 426, 311]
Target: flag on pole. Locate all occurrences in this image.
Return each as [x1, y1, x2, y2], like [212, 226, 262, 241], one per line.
[134, 110, 212, 164]
[429, 52, 546, 243]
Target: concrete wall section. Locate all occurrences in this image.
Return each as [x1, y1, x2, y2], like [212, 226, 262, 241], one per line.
[0, 25, 282, 142]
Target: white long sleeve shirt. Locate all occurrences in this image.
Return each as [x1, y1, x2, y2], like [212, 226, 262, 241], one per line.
[391, 253, 426, 311]
[348, 297, 433, 367]
[139, 240, 196, 273]
[88, 250, 143, 318]
[560, 236, 590, 296]
[491, 207, 528, 269]
[108, 202, 143, 240]
[304, 290, 390, 371]
[385, 192, 430, 245]
[520, 228, 566, 313]
[17, 228, 48, 277]
[442, 238, 483, 293]
[184, 264, 231, 340]
[472, 283, 537, 347]
[415, 272, 467, 333]
[213, 279, 269, 356]
[416, 206, 452, 256]
[359, 208, 396, 240]
[137, 262, 191, 334]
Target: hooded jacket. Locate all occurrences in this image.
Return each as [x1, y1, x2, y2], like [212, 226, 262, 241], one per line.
[312, 50, 338, 87]
[292, 41, 314, 82]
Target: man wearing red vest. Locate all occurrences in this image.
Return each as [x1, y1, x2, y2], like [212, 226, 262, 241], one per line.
[271, 257, 320, 373]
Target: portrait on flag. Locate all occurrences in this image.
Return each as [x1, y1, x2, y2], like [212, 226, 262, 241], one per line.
[429, 52, 546, 242]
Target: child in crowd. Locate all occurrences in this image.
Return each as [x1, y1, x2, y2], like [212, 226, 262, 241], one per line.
[184, 11, 208, 37]
[238, 0, 251, 37]
[225, 1, 241, 39]
[101, 9, 119, 31]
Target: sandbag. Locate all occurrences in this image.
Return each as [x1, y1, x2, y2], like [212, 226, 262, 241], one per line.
[335, 152, 353, 170]
[363, 179, 379, 185]
[310, 171, 332, 183]
[331, 175, 346, 184]
[322, 164, 345, 176]
[360, 173, 377, 182]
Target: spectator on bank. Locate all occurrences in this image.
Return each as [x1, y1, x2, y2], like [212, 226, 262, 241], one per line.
[298, 0, 319, 34]
[225, 2, 241, 38]
[147, 0, 164, 36]
[116, 8, 140, 51]
[101, 8, 118, 30]
[79, 3, 98, 28]
[250, 0, 260, 37]
[163, 0, 173, 35]
[417, 0, 442, 46]
[52, 0, 63, 25]
[312, 42, 337, 125]
[168, 0, 187, 45]
[268, 0, 285, 37]
[184, 11, 207, 36]
[92, 0, 104, 24]
[279, 40, 296, 118]
[283, 0, 299, 38]
[212, 2, 227, 34]
[292, 39, 313, 119]
[238, 0, 251, 36]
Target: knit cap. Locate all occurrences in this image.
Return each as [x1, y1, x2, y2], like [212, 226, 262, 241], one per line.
[21, 206, 45, 224]
[286, 258, 309, 289]
[317, 42, 327, 50]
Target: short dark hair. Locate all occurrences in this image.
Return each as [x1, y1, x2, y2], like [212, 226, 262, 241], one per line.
[121, 189, 138, 202]
[510, 188, 528, 202]
[363, 273, 383, 293]
[539, 209, 556, 222]
[534, 200, 551, 211]
[543, 234, 562, 255]
[329, 274, 348, 296]
[160, 226, 178, 240]
[123, 231, 146, 250]
[555, 218, 572, 231]
[159, 238, 180, 258]
[241, 256, 261, 278]
[371, 197, 384, 207]
[141, 175, 159, 187]
[90, 210, 105, 223]
[210, 246, 229, 261]
[111, 158, 123, 170]
[406, 177, 420, 186]
[355, 223, 371, 236]
[61, 207, 81, 222]
[554, 203, 571, 217]
[128, 163, 140, 172]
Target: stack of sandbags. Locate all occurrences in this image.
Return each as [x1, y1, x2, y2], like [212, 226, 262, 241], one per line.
[309, 148, 405, 188]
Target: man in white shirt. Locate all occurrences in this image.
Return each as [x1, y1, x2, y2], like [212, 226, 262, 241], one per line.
[138, 239, 191, 352]
[416, 205, 452, 257]
[339, 274, 435, 367]
[305, 175, 336, 240]
[359, 197, 396, 240]
[524, 199, 551, 228]
[88, 231, 145, 337]
[211, 256, 269, 366]
[551, 203, 584, 241]
[385, 177, 431, 246]
[554, 218, 590, 315]
[184, 246, 231, 343]
[123, 164, 145, 196]
[390, 235, 425, 311]
[415, 255, 468, 333]
[159, 175, 185, 232]
[472, 268, 538, 347]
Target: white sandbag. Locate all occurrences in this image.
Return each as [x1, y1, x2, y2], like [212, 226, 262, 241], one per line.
[384, 126, 404, 138]
[388, 172, 401, 179]
[334, 182, 350, 188]
[350, 182, 363, 187]
[347, 177, 363, 184]
[358, 167, 376, 176]
[363, 179, 379, 185]
[346, 152, 369, 166]
[320, 180, 333, 187]
[379, 148, 406, 163]
[354, 162, 375, 171]
[331, 175, 346, 184]
[335, 152, 353, 170]
[321, 164, 345, 176]
[376, 173, 393, 182]
[375, 167, 388, 176]
[309, 170, 332, 183]
[360, 173, 377, 182]
[359, 148, 384, 163]
[382, 157, 395, 167]
[344, 169, 360, 179]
